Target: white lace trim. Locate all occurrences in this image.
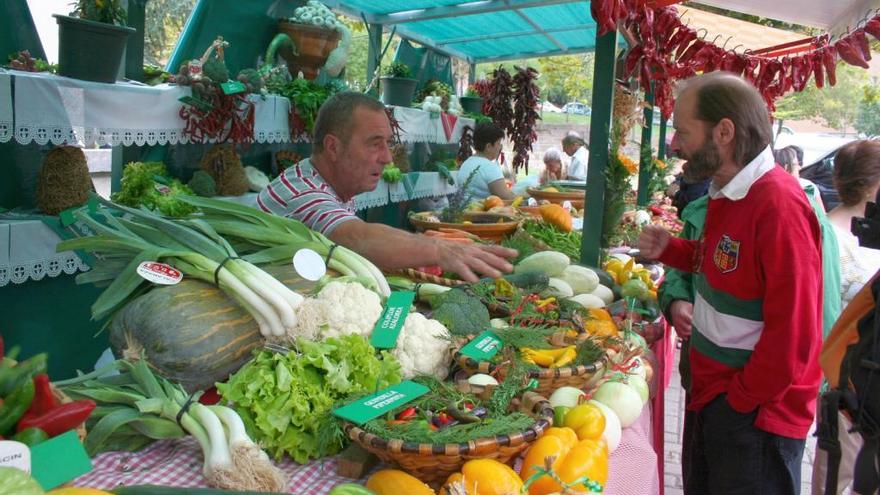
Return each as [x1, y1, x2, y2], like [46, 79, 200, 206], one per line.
[353, 194, 390, 210]
[14, 125, 189, 147]
[0, 120, 11, 143]
[0, 254, 89, 287]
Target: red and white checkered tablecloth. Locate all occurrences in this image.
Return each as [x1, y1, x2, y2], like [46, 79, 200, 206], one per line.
[73, 408, 659, 495]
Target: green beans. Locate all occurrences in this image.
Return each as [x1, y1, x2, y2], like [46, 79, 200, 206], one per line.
[521, 220, 583, 261]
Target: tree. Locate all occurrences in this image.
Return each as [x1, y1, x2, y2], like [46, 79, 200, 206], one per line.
[856, 85, 880, 137]
[144, 0, 198, 65]
[774, 63, 870, 133]
[536, 54, 595, 104]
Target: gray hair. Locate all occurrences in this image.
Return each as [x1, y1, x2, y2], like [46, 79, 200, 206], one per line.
[313, 92, 386, 152]
[543, 148, 563, 163]
[562, 132, 585, 148]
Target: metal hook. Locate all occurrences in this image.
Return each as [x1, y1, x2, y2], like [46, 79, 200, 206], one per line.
[721, 35, 735, 50]
[711, 34, 723, 45]
[730, 43, 744, 55]
[696, 28, 709, 40]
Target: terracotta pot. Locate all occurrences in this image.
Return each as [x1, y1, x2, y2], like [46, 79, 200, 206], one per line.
[276, 21, 340, 80]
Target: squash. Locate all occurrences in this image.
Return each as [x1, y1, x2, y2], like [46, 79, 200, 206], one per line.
[365, 470, 435, 495]
[589, 285, 615, 306]
[483, 195, 504, 210]
[514, 251, 570, 277]
[109, 265, 314, 392]
[439, 459, 523, 495]
[559, 265, 599, 295]
[544, 278, 573, 298]
[568, 293, 605, 309]
[538, 204, 572, 232]
[585, 319, 619, 337]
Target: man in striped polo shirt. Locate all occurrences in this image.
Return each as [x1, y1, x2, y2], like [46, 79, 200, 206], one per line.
[640, 73, 823, 494]
[258, 92, 517, 282]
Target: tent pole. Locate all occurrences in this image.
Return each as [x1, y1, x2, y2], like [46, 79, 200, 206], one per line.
[580, 28, 619, 267]
[658, 117, 668, 160]
[637, 85, 654, 207]
[366, 23, 382, 96]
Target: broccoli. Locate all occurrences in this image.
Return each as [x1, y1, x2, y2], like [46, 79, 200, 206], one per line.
[381, 165, 402, 183]
[188, 170, 217, 197]
[429, 288, 490, 336]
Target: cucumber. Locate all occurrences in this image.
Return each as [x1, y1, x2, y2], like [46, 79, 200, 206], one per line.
[113, 486, 288, 495]
[588, 266, 616, 289]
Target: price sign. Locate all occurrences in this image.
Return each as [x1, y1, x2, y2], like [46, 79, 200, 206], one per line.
[137, 262, 182, 285]
[333, 381, 429, 425]
[459, 331, 502, 361]
[370, 291, 415, 349]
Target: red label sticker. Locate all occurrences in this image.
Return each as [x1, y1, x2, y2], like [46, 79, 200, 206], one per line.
[137, 262, 182, 285]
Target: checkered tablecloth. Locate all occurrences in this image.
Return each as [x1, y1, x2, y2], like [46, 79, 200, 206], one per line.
[73, 408, 658, 494]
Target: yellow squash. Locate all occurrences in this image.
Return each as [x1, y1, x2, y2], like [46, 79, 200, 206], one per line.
[366, 469, 436, 495]
[439, 459, 524, 495]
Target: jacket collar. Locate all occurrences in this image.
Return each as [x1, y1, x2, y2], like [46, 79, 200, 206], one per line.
[708, 145, 775, 201]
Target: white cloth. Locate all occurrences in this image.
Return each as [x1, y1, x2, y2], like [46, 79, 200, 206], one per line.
[0, 217, 89, 286]
[390, 106, 475, 144]
[253, 94, 297, 143]
[457, 155, 504, 199]
[709, 146, 775, 200]
[833, 224, 880, 308]
[0, 72, 11, 143]
[388, 172, 458, 203]
[567, 146, 589, 180]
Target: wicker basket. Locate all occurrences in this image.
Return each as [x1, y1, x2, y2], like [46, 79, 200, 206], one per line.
[51, 385, 87, 442]
[393, 268, 466, 287]
[454, 338, 607, 397]
[342, 387, 553, 485]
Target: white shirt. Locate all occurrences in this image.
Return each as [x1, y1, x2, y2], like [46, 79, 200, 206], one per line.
[833, 224, 880, 308]
[457, 155, 504, 199]
[708, 145, 775, 201]
[567, 146, 589, 181]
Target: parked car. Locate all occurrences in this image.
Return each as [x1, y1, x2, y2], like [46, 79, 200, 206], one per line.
[562, 102, 591, 116]
[800, 147, 841, 211]
[541, 101, 564, 113]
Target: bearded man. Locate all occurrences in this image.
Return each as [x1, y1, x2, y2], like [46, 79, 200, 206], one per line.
[639, 72, 824, 494]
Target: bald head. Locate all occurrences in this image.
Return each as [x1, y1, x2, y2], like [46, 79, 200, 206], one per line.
[676, 72, 772, 166]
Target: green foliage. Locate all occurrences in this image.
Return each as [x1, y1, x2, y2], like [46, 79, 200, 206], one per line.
[72, 0, 127, 25]
[535, 54, 595, 104]
[186, 170, 216, 197]
[111, 162, 197, 218]
[774, 63, 871, 132]
[280, 78, 331, 133]
[430, 288, 491, 336]
[144, 0, 197, 65]
[216, 335, 402, 463]
[383, 61, 413, 78]
[856, 86, 880, 137]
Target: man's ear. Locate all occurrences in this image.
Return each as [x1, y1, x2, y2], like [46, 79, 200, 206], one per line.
[713, 118, 735, 147]
[323, 134, 341, 160]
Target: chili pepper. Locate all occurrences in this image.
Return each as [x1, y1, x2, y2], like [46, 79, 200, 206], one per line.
[824, 47, 838, 86]
[812, 51, 825, 89]
[19, 374, 58, 423]
[0, 379, 34, 436]
[0, 353, 47, 398]
[395, 406, 417, 421]
[445, 401, 481, 424]
[852, 29, 872, 63]
[836, 37, 869, 69]
[11, 427, 48, 447]
[16, 399, 96, 438]
[866, 16, 880, 41]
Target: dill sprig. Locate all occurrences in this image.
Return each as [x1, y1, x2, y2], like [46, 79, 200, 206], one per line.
[361, 412, 535, 444]
[494, 326, 558, 350]
[574, 337, 606, 367]
[487, 352, 529, 416]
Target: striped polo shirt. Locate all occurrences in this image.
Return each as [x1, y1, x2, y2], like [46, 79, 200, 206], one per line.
[257, 158, 358, 236]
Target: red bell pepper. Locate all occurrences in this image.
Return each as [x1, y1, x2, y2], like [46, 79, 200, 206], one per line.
[16, 399, 95, 437]
[836, 37, 869, 69]
[417, 266, 443, 277]
[19, 374, 58, 423]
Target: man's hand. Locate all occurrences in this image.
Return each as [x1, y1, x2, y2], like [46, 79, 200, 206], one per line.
[669, 300, 694, 338]
[638, 225, 671, 260]
[435, 241, 517, 282]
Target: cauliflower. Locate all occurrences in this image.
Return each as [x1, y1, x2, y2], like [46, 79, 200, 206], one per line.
[279, 281, 383, 342]
[391, 312, 453, 380]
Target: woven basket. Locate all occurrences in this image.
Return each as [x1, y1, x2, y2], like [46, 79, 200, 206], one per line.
[51, 385, 87, 442]
[454, 337, 607, 397]
[394, 268, 466, 287]
[342, 387, 553, 485]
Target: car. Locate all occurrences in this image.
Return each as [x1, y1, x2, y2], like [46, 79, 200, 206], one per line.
[541, 101, 564, 113]
[562, 102, 591, 116]
[799, 147, 841, 211]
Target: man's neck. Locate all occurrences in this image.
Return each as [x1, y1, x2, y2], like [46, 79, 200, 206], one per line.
[311, 154, 353, 201]
[711, 160, 743, 190]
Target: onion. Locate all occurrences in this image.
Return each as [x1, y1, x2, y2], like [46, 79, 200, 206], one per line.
[627, 375, 650, 405]
[588, 399, 622, 453]
[467, 374, 499, 386]
[548, 386, 586, 409]
[593, 381, 644, 428]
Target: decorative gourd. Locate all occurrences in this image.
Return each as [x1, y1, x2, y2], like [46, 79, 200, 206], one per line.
[365, 470, 435, 495]
[514, 251, 570, 277]
[439, 459, 523, 495]
[559, 265, 599, 294]
[108, 265, 314, 392]
[483, 195, 504, 210]
[539, 204, 572, 232]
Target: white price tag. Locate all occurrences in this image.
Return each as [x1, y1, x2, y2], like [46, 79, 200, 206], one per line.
[0, 441, 31, 473]
[561, 200, 573, 212]
[292, 249, 327, 281]
[527, 197, 538, 206]
[572, 218, 584, 231]
[137, 262, 182, 285]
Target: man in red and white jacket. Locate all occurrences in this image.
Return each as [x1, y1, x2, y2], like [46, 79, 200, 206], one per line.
[640, 72, 823, 494]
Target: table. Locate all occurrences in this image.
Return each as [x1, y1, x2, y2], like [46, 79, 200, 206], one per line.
[73, 407, 659, 494]
[0, 214, 89, 287]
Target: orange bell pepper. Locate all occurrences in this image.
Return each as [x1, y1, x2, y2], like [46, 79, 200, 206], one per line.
[520, 427, 608, 495]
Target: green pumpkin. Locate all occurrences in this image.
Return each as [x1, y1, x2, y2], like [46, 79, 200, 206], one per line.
[109, 265, 314, 392]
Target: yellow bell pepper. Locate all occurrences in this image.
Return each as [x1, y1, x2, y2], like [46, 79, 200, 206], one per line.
[520, 427, 608, 495]
[563, 403, 606, 441]
[439, 459, 523, 495]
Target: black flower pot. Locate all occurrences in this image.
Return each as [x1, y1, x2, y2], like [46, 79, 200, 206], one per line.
[460, 96, 484, 114]
[380, 76, 419, 107]
[55, 14, 135, 83]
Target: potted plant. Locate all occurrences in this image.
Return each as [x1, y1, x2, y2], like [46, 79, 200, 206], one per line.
[460, 85, 484, 114]
[54, 0, 135, 83]
[380, 62, 418, 107]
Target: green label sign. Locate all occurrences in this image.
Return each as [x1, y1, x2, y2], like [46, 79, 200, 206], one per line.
[459, 331, 502, 361]
[221, 80, 247, 95]
[333, 380, 429, 425]
[370, 291, 415, 349]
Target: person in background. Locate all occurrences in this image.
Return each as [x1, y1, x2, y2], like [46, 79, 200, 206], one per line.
[540, 148, 566, 185]
[457, 122, 517, 200]
[257, 92, 517, 282]
[561, 132, 589, 181]
[775, 146, 824, 209]
[812, 139, 880, 494]
[670, 170, 711, 217]
[639, 72, 823, 494]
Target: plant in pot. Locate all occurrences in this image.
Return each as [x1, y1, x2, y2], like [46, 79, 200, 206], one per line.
[54, 0, 135, 83]
[380, 61, 418, 108]
[460, 84, 484, 115]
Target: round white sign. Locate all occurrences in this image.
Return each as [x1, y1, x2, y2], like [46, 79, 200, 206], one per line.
[292, 249, 327, 281]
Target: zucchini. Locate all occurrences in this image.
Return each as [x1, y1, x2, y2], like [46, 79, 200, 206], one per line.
[589, 267, 616, 289]
[113, 486, 287, 495]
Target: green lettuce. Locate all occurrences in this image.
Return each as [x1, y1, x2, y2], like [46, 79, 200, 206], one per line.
[217, 334, 402, 463]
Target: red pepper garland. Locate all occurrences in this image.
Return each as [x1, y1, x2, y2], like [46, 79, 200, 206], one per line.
[591, 0, 880, 115]
[511, 66, 541, 175]
[179, 91, 255, 145]
[485, 67, 515, 136]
